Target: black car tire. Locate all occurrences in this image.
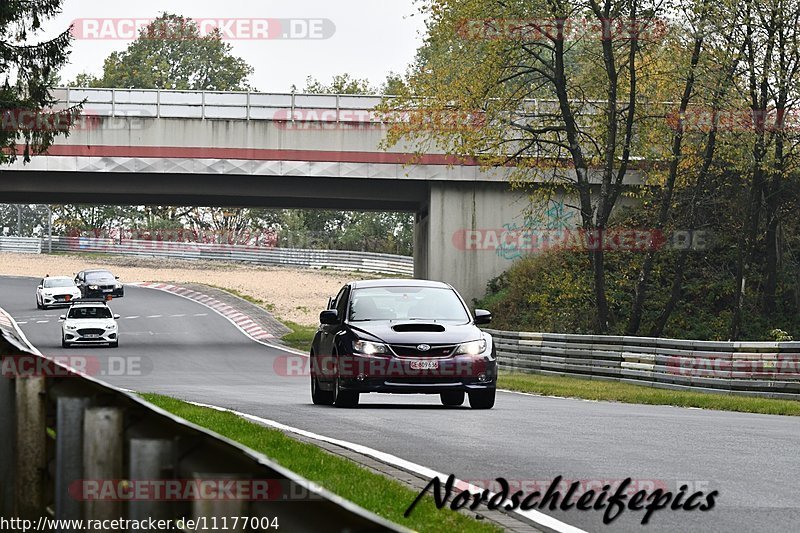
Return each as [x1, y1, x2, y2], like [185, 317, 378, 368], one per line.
[333, 377, 359, 407]
[311, 374, 334, 405]
[61, 337, 70, 349]
[440, 391, 465, 406]
[468, 388, 496, 409]
[36, 297, 43, 310]
[110, 341, 119, 348]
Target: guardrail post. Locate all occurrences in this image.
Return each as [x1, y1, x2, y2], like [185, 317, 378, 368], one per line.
[246, 91, 250, 120]
[55, 397, 90, 529]
[156, 89, 161, 118]
[111, 88, 116, 117]
[0, 373, 16, 517]
[201, 91, 206, 119]
[83, 407, 123, 522]
[128, 439, 173, 524]
[191, 473, 245, 532]
[15, 376, 46, 519]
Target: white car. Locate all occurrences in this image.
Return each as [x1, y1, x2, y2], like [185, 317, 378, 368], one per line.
[60, 300, 120, 348]
[36, 276, 82, 309]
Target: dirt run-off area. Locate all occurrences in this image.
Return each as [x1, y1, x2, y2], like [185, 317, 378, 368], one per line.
[0, 252, 387, 326]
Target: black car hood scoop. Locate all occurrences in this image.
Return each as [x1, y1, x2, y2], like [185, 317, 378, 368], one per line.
[391, 323, 446, 333]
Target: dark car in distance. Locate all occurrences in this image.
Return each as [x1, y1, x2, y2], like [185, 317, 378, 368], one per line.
[74, 269, 125, 299]
[310, 279, 497, 409]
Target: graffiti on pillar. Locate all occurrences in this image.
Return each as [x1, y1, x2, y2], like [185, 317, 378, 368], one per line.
[496, 199, 576, 260]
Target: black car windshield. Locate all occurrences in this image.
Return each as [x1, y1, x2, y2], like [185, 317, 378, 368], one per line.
[86, 272, 114, 282]
[43, 278, 74, 288]
[68, 307, 112, 319]
[349, 286, 469, 322]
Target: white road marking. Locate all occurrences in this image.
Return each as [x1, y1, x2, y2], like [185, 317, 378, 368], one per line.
[125, 316, 140, 319]
[170, 314, 186, 317]
[193, 313, 208, 317]
[146, 315, 162, 318]
[17, 321, 27, 325]
[36, 320, 49, 324]
[187, 401, 586, 533]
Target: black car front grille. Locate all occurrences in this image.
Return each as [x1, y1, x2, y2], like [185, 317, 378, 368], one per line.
[77, 328, 105, 336]
[389, 344, 456, 358]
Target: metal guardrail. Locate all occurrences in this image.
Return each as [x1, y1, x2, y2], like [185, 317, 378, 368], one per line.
[487, 329, 800, 399]
[0, 307, 406, 531]
[0, 237, 42, 254]
[47, 236, 413, 276]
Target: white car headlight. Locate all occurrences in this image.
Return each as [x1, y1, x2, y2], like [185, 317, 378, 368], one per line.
[105, 323, 117, 329]
[353, 340, 388, 355]
[454, 339, 487, 356]
[65, 324, 77, 330]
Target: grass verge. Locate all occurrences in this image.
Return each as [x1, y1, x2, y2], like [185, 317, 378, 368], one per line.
[141, 393, 500, 533]
[498, 372, 800, 416]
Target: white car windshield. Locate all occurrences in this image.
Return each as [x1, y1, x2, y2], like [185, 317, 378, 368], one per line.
[348, 286, 469, 322]
[68, 307, 112, 319]
[44, 279, 75, 288]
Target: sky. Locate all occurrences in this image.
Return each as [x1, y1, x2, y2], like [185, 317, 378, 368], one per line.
[37, 0, 428, 92]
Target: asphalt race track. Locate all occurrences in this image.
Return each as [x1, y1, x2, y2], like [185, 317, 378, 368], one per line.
[2, 275, 798, 532]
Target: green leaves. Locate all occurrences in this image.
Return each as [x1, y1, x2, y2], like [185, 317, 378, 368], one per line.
[77, 13, 254, 91]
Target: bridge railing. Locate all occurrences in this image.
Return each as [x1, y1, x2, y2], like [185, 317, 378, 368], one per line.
[0, 307, 406, 530]
[54, 87, 594, 125]
[487, 329, 800, 399]
[55, 87, 389, 122]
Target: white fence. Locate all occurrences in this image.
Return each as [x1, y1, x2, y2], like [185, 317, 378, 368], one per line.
[47, 236, 413, 276]
[0, 237, 42, 254]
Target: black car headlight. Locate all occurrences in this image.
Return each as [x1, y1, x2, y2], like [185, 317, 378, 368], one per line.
[353, 340, 388, 355]
[454, 339, 487, 356]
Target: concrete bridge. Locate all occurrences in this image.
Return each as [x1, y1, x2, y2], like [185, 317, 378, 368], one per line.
[1, 88, 643, 302]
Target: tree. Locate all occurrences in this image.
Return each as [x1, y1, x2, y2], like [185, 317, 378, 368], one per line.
[382, 0, 676, 332]
[1, 0, 78, 164]
[304, 73, 375, 94]
[82, 13, 254, 90]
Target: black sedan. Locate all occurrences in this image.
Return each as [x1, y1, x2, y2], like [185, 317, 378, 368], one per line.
[74, 269, 125, 299]
[310, 279, 497, 409]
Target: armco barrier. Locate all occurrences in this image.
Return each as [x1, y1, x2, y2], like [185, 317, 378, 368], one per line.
[486, 329, 800, 400]
[0, 307, 406, 531]
[0, 237, 41, 254]
[42, 236, 414, 276]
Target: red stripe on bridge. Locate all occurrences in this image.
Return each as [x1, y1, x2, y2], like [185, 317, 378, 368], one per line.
[21, 145, 481, 166]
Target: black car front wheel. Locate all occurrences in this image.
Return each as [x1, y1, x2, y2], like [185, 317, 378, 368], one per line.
[333, 377, 359, 408]
[440, 391, 465, 406]
[311, 374, 334, 405]
[468, 389, 496, 409]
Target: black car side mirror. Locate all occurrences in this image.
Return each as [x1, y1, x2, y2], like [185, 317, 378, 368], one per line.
[320, 309, 339, 325]
[474, 309, 492, 325]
